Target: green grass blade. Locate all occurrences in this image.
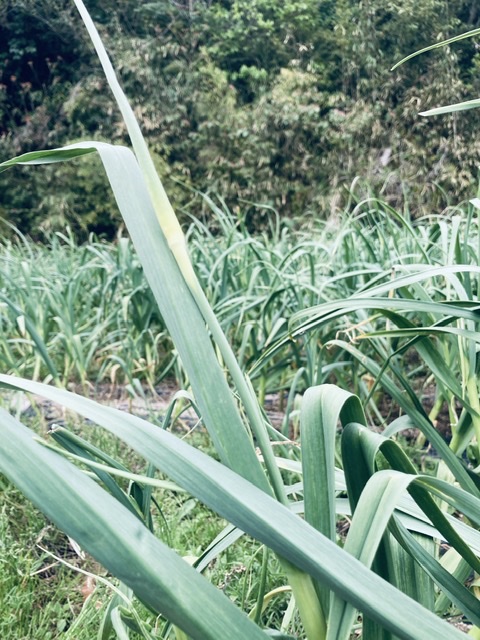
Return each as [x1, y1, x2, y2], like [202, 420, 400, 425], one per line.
[0, 145, 97, 171]
[391, 27, 480, 70]
[72, 0, 183, 251]
[302, 385, 365, 539]
[0, 375, 467, 640]
[74, 0, 286, 503]
[341, 422, 480, 627]
[420, 99, 480, 116]
[389, 517, 480, 626]
[380, 448, 480, 574]
[0, 410, 269, 640]
[358, 309, 480, 419]
[393, 24, 480, 115]
[435, 554, 473, 616]
[0, 144, 270, 493]
[327, 471, 414, 640]
[301, 385, 365, 617]
[387, 532, 435, 612]
[340, 422, 403, 639]
[0, 292, 60, 382]
[290, 297, 480, 337]
[328, 339, 478, 494]
[349, 421, 480, 573]
[358, 324, 480, 344]
[49, 428, 144, 521]
[72, 0, 287, 504]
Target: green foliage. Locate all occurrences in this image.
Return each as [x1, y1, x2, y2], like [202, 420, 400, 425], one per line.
[2, 199, 480, 414]
[0, 483, 101, 639]
[1, 4, 480, 638]
[0, 227, 170, 387]
[0, 1, 85, 133]
[1, 0, 480, 235]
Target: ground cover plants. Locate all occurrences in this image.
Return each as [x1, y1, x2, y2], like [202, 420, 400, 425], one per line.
[0, 2, 480, 639]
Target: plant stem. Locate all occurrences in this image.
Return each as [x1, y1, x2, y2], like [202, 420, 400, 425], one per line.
[286, 564, 327, 640]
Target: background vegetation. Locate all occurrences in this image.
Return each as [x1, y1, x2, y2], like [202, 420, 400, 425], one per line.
[1, 2, 480, 639]
[1, 0, 480, 237]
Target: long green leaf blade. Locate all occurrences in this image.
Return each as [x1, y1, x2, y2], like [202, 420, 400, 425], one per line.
[0, 375, 467, 640]
[0, 144, 270, 493]
[0, 409, 268, 640]
[301, 385, 365, 617]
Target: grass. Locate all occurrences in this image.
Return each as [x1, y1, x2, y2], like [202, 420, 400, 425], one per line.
[0, 416, 296, 639]
[1, 201, 480, 638]
[0, 4, 479, 639]
[0, 482, 97, 639]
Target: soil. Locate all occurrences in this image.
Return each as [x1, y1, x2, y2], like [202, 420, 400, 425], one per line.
[13, 379, 289, 433]
[11, 376, 458, 447]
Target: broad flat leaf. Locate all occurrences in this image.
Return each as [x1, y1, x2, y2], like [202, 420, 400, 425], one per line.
[327, 470, 413, 640]
[72, 0, 286, 504]
[327, 339, 477, 494]
[342, 422, 480, 625]
[389, 517, 480, 626]
[0, 409, 268, 640]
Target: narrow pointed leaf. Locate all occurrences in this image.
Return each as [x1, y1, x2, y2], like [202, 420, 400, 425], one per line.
[327, 471, 414, 640]
[0, 410, 268, 640]
[0, 375, 467, 640]
[391, 27, 480, 70]
[301, 385, 365, 617]
[327, 339, 478, 494]
[0, 144, 270, 493]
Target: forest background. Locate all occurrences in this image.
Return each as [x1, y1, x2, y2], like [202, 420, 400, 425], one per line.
[1, 0, 480, 239]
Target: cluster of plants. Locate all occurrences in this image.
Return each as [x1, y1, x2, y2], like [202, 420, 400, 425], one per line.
[1, 0, 480, 236]
[0, 225, 169, 390]
[1, 2, 480, 639]
[2, 197, 479, 410]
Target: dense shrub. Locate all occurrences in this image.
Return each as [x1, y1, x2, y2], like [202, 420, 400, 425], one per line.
[1, 0, 480, 236]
